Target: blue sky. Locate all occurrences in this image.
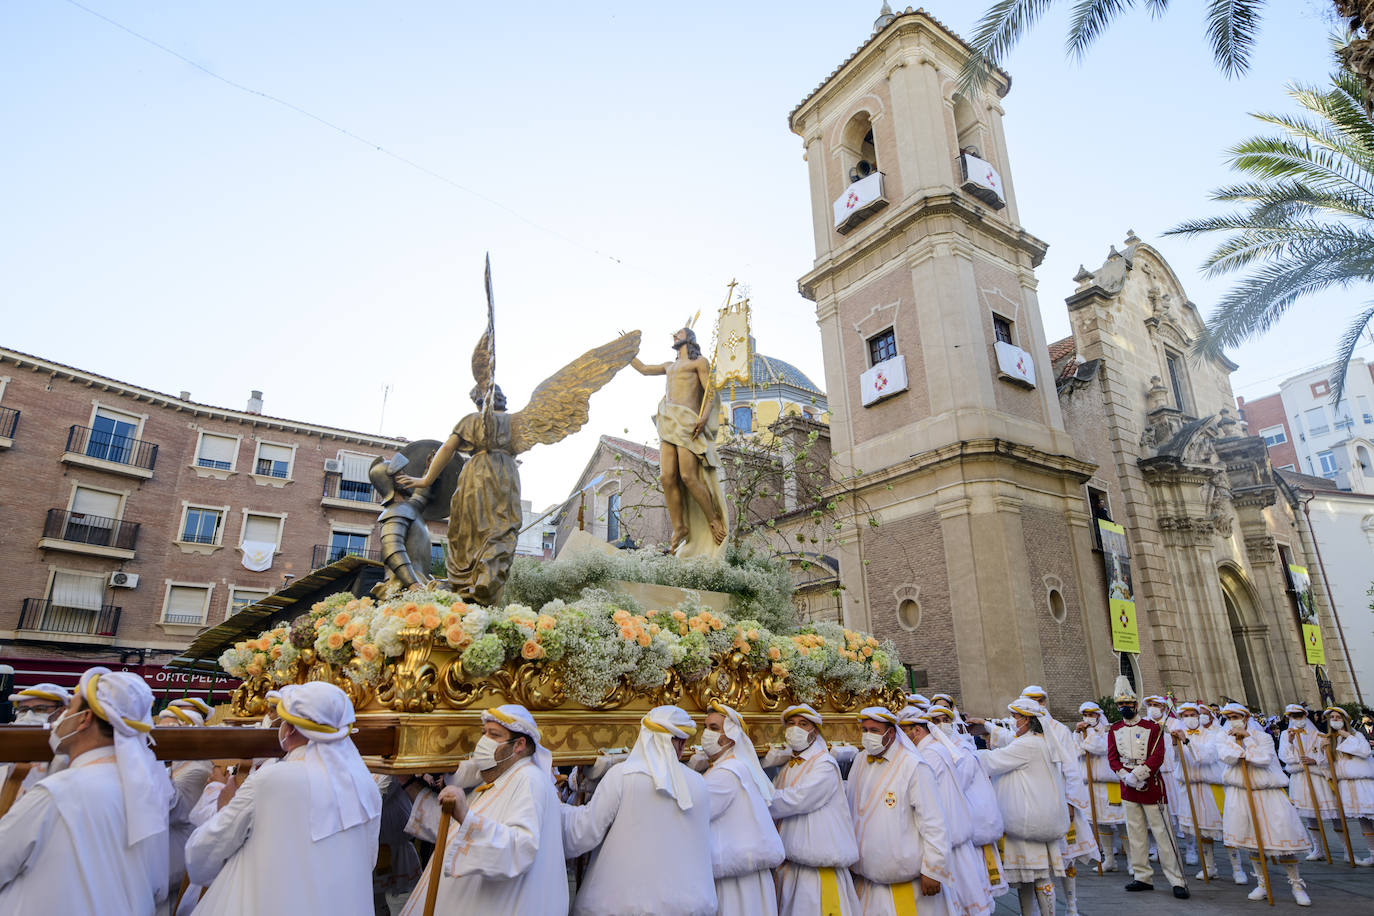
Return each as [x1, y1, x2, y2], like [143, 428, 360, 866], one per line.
[1, 1, 1364, 508]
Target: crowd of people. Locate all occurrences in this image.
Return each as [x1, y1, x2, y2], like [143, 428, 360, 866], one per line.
[2, 667, 1373, 915]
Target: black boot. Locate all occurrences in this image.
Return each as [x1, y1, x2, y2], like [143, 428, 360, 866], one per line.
[1124, 880, 1154, 891]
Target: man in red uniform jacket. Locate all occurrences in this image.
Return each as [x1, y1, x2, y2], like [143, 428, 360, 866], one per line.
[1106, 678, 1188, 898]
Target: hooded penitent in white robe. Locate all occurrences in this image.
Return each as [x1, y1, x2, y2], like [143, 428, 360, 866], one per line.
[1215, 728, 1309, 855]
[0, 746, 170, 915]
[184, 745, 380, 915]
[1329, 728, 1374, 816]
[704, 751, 785, 916]
[562, 707, 716, 916]
[846, 736, 952, 916]
[770, 737, 861, 915]
[1278, 720, 1340, 818]
[936, 725, 1007, 897]
[979, 733, 1070, 883]
[916, 733, 995, 916]
[398, 758, 566, 916]
[1174, 724, 1223, 837]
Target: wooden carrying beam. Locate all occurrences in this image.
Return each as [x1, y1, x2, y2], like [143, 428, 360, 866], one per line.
[0, 725, 397, 764]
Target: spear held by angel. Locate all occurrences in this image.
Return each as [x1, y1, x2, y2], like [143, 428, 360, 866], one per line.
[398, 257, 640, 605]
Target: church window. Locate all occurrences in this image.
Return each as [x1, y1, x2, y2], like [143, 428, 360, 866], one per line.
[606, 493, 621, 543]
[897, 597, 921, 632]
[868, 328, 897, 366]
[1164, 350, 1190, 413]
[993, 314, 1014, 345]
[732, 405, 754, 431]
[1047, 588, 1066, 623]
[842, 114, 879, 183]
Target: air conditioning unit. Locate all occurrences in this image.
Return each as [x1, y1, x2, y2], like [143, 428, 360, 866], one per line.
[109, 571, 139, 589]
[323, 458, 344, 473]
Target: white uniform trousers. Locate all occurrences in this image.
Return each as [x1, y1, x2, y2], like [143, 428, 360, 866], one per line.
[1124, 800, 1185, 887]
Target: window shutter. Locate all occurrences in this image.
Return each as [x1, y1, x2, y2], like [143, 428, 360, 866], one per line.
[71, 487, 121, 520]
[166, 586, 208, 622]
[50, 571, 105, 610]
[198, 434, 238, 465]
[243, 515, 280, 545]
[339, 452, 373, 482]
[258, 443, 292, 463]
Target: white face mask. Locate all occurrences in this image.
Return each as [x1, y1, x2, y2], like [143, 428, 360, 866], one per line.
[14, 710, 50, 726]
[861, 731, 889, 756]
[1329, 717, 1346, 731]
[701, 729, 725, 757]
[1082, 715, 1097, 725]
[1146, 707, 1164, 721]
[471, 734, 508, 771]
[1182, 716, 1199, 730]
[934, 722, 953, 736]
[277, 722, 293, 752]
[47, 709, 82, 755]
[1200, 714, 1213, 727]
[784, 725, 813, 752]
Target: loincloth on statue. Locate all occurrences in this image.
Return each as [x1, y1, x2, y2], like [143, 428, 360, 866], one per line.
[654, 398, 728, 558]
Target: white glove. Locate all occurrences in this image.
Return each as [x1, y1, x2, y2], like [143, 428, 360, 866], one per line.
[687, 750, 710, 773]
[1118, 769, 1139, 789]
[1131, 765, 1152, 784]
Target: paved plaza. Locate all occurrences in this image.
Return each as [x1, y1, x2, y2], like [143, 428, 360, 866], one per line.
[992, 857, 1374, 915]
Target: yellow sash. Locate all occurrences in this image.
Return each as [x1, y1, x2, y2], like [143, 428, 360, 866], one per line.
[1107, 783, 1122, 805]
[1211, 785, 1226, 814]
[891, 880, 920, 916]
[819, 867, 843, 916]
[983, 844, 1001, 884]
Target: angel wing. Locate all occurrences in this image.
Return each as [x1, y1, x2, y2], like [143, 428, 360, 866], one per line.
[508, 330, 641, 454]
[471, 256, 497, 392]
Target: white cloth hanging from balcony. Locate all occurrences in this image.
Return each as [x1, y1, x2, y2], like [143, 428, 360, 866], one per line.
[240, 541, 275, 572]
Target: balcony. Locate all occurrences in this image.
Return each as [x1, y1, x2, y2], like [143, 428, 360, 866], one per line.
[61, 425, 158, 479]
[312, 543, 383, 569]
[832, 171, 887, 234]
[38, 508, 140, 559]
[0, 405, 17, 447]
[18, 598, 121, 643]
[321, 474, 381, 511]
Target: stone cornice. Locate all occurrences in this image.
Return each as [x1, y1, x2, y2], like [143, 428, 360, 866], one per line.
[821, 436, 1097, 499]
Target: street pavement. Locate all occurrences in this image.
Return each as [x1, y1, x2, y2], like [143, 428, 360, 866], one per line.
[991, 854, 1374, 915]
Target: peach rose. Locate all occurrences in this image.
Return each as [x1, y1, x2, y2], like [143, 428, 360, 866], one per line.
[270, 646, 283, 659]
[422, 612, 441, 630]
[400, 602, 419, 616]
[637, 634, 651, 648]
[326, 632, 345, 650]
[333, 612, 351, 627]
[771, 663, 787, 676]
[521, 640, 545, 660]
[404, 611, 423, 628]
[768, 646, 781, 660]
[360, 644, 379, 662]
[861, 646, 873, 658]
[671, 610, 687, 621]
[747, 629, 759, 641]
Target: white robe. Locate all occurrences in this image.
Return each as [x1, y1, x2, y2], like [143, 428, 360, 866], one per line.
[704, 751, 784, 916]
[563, 761, 716, 916]
[398, 758, 566, 916]
[185, 745, 380, 916]
[944, 742, 1007, 896]
[175, 780, 225, 916]
[168, 760, 213, 893]
[770, 739, 861, 915]
[1330, 730, 1374, 816]
[979, 734, 1068, 883]
[846, 745, 951, 916]
[0, 745, 169, 915]
[1278, 722, 1339, 818]
[1174, 729, 1223, 837]
[916, 736, 993, 916]
[1215, 730, 1308, 855]
[1074, 725, 1125, 826]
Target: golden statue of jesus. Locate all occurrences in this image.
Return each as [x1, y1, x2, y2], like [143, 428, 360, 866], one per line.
[632, 327, 728, 556]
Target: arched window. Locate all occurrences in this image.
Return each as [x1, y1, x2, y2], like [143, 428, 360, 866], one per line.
[840, 113, 878, 183]
[606, 493, 621, 543]
[732, 405, 754, 432]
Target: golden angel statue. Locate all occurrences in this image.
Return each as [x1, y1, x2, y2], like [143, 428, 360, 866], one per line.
[399, 258, 640, 605]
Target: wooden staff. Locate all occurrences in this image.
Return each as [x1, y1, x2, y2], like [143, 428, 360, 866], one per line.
[0, 763, 33, 819]
[1175, 734, 1209, 882]
[423, 798, 456, 916]
[1293, 731, 1332, 864]
[1083, 750, 1104, 876]
[1323, 729, 1356, 867]
[1240, 755, 1273, 907]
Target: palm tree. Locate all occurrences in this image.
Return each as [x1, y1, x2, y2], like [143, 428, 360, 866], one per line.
[961, 2, 1374, 105]
[1167, 68, 1374, 403]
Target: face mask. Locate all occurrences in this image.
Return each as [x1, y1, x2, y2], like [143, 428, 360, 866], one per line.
[701, 729, 725, 757]
[784, 725, 812, 752]
[934, 722, 953, 735]
[1329, 717, 1346, 731]
[1200, 714, 1212, 726]
[1146, 707, 1163, 720]
[471, 734, 508, 770]
[47, 709, 82, 755]
[1118, 706, 1137, 720]
[14, 710, 49, 726]
[1082, 715, 1097, 725]
[1182, 716, 1199, 730]
[277, 722, 292, 752]
[861, 731, 889, 756]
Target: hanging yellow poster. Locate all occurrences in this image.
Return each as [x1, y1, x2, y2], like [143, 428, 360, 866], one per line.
[1098, 520, 1139, 654]
[1301, 623, 1325, 666]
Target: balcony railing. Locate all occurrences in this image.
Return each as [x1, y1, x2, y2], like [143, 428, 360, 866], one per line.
[19, 598, 121, 637]
[0, 405, 17, 439]
[66, 425, 159, 471]
[322, 475, 378, 504]
[44, 508, 140, 551]
[312, 543, 383, 569]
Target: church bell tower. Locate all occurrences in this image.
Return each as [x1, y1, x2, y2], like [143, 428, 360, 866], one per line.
[789, 9, 1109, 713]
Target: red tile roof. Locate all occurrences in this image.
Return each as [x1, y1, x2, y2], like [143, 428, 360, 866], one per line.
[1048, 336, 1077, 362]
[601, 435, 659, 464]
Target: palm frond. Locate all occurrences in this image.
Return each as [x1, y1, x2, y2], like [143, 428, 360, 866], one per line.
[959, 0, 1061, 97]
[1330, 304, 1374, 406]
[1066, 0, 1144, 61]
[1204, 0, 1266, 78]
